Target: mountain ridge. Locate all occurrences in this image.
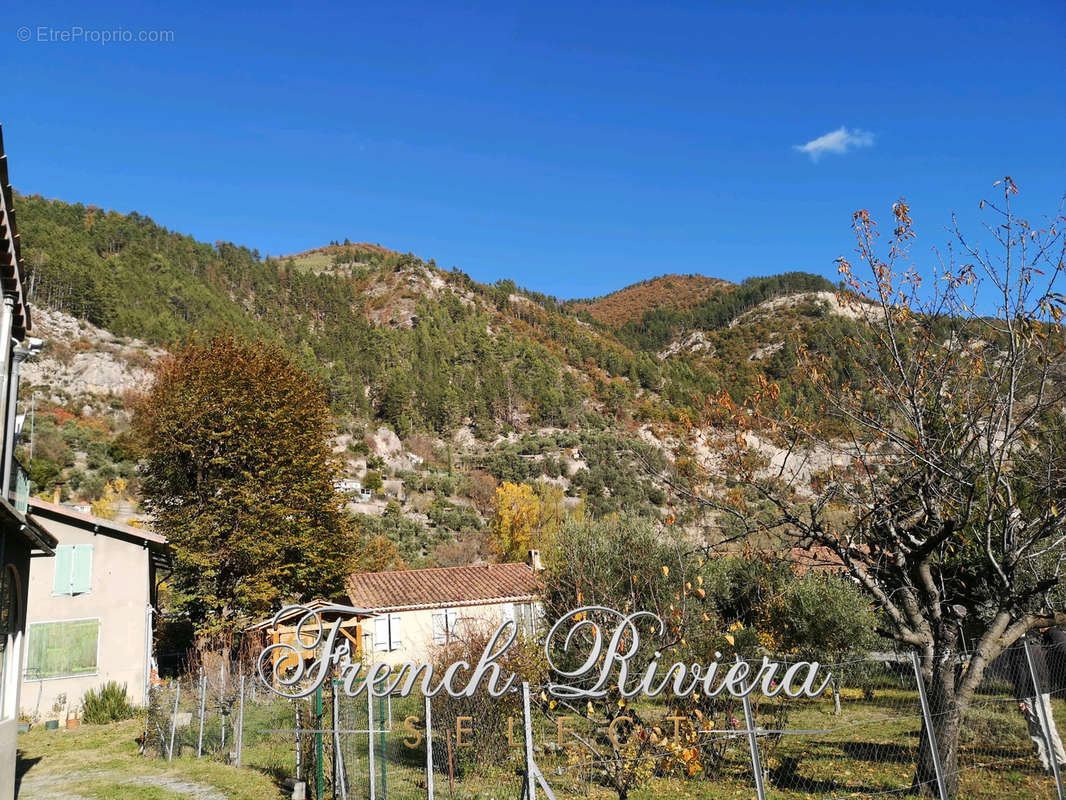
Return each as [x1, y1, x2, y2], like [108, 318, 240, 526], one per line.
[10, 190, 872, 559]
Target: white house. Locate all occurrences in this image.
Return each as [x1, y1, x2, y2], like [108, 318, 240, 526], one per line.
[346, 559, 542, 667]
[20, 499, 170, 721]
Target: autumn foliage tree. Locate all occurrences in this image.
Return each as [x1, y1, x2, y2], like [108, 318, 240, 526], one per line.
[134, 336, 385, 636]
[488, 481, 569, 563]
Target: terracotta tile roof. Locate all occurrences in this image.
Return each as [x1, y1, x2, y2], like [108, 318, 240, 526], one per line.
[347, 563, 541, 612]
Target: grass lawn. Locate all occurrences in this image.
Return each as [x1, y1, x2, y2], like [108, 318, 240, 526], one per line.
[13, 686, 1063, 799]
[353, 686, 1063, 800]
[15, 718, 287, 800]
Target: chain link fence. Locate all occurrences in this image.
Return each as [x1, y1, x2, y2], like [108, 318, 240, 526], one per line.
[141, 639, 1066, 800]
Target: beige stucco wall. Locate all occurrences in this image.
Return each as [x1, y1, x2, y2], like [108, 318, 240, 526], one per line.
[366, 599, 538, 667]
[19, 519, 152, 720]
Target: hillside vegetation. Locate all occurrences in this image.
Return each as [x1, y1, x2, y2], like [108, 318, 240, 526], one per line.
[568, 274, 734, 327]
[13, 192, 875, 562]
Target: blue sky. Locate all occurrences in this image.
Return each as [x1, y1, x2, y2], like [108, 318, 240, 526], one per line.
[2, 0, 1064, 299]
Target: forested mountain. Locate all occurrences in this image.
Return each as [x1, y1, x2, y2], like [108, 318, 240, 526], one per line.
[13, 191, 871, 561]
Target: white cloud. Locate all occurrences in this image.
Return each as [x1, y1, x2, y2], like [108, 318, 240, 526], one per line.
[794, 126, 874, 162]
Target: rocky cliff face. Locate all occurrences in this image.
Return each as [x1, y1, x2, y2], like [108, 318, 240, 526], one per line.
[20, 307, 162, 413]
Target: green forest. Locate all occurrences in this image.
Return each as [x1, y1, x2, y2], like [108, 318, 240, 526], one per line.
[15, 193, 861, 436]
[12, 191, 878, 568]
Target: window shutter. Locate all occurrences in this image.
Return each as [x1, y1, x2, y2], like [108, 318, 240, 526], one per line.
[389, 614, 402, 651]
[52, 546, 73, 595]
[432, 611, 446, 644]
[374, 616, 389, 652]
[71, 545, 93, 594]
[446, 609, 458, 640]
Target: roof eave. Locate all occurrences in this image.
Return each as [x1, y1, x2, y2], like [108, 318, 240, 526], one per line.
[344, 593, 540, 615]
[0, 497, 57, 554]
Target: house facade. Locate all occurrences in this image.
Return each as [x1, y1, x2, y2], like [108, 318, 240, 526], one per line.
[0, 126, 57, 800]
[19, 499, 170, 721]
[346, 560, 541, 667]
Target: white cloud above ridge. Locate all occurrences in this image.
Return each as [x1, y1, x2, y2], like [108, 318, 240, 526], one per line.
[794, 126, 874, 161]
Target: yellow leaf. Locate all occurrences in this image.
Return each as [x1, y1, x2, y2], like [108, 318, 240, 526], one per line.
[661, 565, 670, 577]
[724, 634, 735, 646]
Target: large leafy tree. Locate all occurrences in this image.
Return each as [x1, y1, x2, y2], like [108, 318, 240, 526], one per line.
[134, 335, 372, 636]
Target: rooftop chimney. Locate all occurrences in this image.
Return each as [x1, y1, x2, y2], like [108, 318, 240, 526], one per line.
[528, 549, 543, 572]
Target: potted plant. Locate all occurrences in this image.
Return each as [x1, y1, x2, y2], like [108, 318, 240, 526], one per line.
[45, 693, 66, 730]
[65, 704, 80, 730]
[16, 712, 33, 734]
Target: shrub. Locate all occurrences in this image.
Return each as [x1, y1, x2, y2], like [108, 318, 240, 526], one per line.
[81, 681, 135, 724]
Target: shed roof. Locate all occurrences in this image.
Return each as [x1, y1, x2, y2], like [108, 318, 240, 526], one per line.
[347, 563, 540, 613]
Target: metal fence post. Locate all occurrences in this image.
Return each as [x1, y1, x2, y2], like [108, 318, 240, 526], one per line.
[367, 686, 376, 800]
[332, 682, 348, 800]
[910, 651, 949, 800]
[522, 682, 536, 800]
[167, 682, 181, 762]
[737, 656, 766, 800]
[1023, 636, 1065, 800]
[196, 672, 206, 758]
[315, 685, 324, 800]
[141, 684, 152, 756]
[235, 673, 245, 768]
[220, 661, 227, 748]
[424, 694, 435, 800]
[379, 695, 387, 800]
[295, 700, 302, 782]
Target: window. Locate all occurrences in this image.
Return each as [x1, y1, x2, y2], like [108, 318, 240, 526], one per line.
[515, 602, 534, 636]
[373, 614, 403, 652]
[26, 619, 100, 679]
[502, 603, 533, 636]
[52, 545, 93, 596]
[432, 608, 459, 645]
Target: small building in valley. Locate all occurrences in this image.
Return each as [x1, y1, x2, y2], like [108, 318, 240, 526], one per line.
[19, 499, 170, 722]
[334, 478, 362, 493]
[346, 558, 542, 666]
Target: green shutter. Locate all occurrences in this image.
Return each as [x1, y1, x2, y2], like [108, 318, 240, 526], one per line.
[71, 545, 93, 594]
[52, 546, 73, 595]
